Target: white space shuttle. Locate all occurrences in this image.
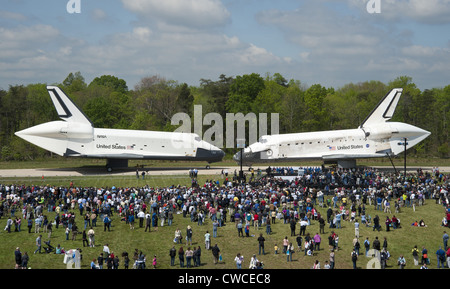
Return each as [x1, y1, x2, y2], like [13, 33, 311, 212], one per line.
[15, 86, 225, 171]
[233, 88, 430, 168]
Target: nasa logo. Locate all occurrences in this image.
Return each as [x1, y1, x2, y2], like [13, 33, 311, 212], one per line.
[366, 144, 370, 148]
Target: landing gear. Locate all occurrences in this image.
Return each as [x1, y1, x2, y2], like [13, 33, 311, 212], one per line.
[206, 164, 211, 169]
[106, 159, 129, 172]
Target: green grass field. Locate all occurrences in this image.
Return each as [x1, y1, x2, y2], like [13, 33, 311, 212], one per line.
[0, 172, 448, 270]
[0, 154, 448, 170]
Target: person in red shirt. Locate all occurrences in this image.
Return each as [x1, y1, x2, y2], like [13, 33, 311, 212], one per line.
[253, 213, 259, 230]
[446, 247, 450, 268]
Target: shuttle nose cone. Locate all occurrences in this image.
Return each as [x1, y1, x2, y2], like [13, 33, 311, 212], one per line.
[217, 149, 226, 160]
[233, 151, 241, 162]
[233, 149, 261, 166]
[195, 148, 225, 162]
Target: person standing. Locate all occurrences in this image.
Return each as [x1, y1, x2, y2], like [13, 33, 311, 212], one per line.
[397, 255, 406, 269]
[21, 252, 29, 269]
[249, 254, 258, 269]
[169, 246, 176, 266]
[351, 248, 358, 269]
[266, 217, 272, 235]
[82, 230, 89, 247]
[353, 237, 361, 256]
[290, 218, 296, 236]
[212, 220, 218, 238]
[436, 246, 446, 269]
[446, 246, 450, 268]
[443, 231, 449, 250]
[186, 226, 193, 246]
[380, 249, 388, 269]
[319, 216, 325, 234]
[234, 253, 244, 269]
[204, 231, 211, 250]
[97, 253, 104, 269]
[194, 246, 201, 267]
[411, 245, 420, 266]
[27, 218, 33, 234]
[123, 253, 130, 269]
[421, 246, 428, 265]
[178, 247, 185, 268]
[314, 233, 321, 251]
[152, 255, 157, 269]
[88, 227, 95, 247]
[385, 216, 391, 232]
[287, 243, 294, 262]
[34, 235, 42, 254]
[145, 213, 152, 232]
[175, 228, 182, 244]
[14, 247, 22, 269]
[373, 236, 381, 252]
[258, 233, 265, 255]
[329, 249, 335, 269]
[364, 237, 370, 257]
[237, 220, 244, 237]
[299, 219, 308, 235]
[185, 247, 193, 268]
[212, 244, 220, 264]
[103, 215, 111, 232]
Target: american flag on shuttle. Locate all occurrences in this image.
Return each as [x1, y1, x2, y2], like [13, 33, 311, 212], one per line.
[327, 145, 336, 151]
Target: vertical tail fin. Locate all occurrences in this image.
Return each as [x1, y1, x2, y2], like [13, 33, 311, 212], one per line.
[47, 86, 92, 125]
[359, 88, 402, 128]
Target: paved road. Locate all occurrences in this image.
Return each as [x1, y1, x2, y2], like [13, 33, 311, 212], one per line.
[0, 166, 448, 178]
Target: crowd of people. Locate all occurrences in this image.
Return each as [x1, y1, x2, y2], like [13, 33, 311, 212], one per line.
[1, 165, 449, 269]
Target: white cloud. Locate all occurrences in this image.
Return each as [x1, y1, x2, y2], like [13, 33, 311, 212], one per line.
[347, 0, 450, 24]
[0, 24, 59, 50]
[91, 9, 108, 21]
[0, 1, 448, 91]
[254, 2, 450, 88]
[121, 0, 231, 28]
[0, 10, 28, 22]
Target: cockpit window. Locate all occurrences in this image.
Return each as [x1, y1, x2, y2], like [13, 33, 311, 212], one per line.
[259, 137, 268, 143]
[194, 136, 201, 142]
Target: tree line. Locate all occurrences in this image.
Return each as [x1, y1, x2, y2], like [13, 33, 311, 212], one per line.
[0, 72, 448, 161]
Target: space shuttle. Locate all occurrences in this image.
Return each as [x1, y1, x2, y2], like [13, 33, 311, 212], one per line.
[233, 88, 431, 168]
[15, 86, 225, 171]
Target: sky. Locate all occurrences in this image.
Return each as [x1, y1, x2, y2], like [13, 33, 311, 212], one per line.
[1, 0, 449, 91]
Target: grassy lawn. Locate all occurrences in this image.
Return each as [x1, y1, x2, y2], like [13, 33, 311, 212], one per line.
[0, 155, 448, 170]
[0, 172, 448, 270]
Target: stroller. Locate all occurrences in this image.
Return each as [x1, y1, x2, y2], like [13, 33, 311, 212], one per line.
[43, 240, 55, 253]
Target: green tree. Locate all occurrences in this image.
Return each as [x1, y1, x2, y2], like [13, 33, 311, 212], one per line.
[90, 75, 128, 94]
[198, 74, 233, 118]
[176, 83, 194, 115]
[302, 84, 330, 131]
[133, 76, 186, 130]
[62, 72, 87, 93]
[225, 73, 265, 114]
[279, 79, 306, 133]
[83, 84, 133, 129]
